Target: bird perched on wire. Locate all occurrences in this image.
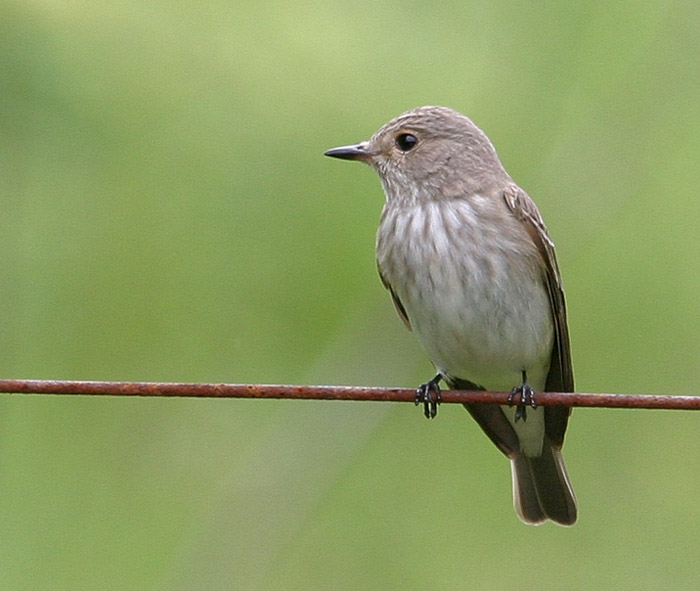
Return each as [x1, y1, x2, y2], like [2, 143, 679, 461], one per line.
[325, 106, 577, 525]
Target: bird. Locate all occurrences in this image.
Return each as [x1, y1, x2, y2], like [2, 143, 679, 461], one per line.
[324, 106, 577, 525]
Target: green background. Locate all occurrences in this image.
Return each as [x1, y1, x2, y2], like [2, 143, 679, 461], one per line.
[2, 1, 699, 589]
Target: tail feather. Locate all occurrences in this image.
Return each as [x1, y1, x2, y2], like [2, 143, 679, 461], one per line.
[511, 441, 577, 526]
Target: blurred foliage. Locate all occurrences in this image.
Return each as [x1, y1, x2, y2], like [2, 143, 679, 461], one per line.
[1, 1, 699, 589]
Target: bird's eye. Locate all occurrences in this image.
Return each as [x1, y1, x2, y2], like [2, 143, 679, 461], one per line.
[395, 133, 418, 152]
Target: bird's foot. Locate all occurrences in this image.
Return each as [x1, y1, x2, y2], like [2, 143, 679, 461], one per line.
[507, 372, 537, 422]
[415, 374, 442, 419]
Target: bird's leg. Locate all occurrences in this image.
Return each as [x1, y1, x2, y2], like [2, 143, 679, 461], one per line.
[507, 370, 537, 422]
[415, 374, 442, 419]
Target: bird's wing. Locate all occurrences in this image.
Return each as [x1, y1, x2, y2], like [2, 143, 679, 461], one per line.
[503, 186, 574, 447]
[378, 269, 412, 330]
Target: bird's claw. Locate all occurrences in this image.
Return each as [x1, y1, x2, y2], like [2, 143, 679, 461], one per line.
[508, 383, 536, 422]
[415, 375, 442, 419]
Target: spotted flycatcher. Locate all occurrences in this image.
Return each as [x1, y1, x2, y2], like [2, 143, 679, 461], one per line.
[325, 106, 577, 525]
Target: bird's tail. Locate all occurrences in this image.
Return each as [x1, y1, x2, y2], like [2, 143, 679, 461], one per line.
[510, 441, 577, 526]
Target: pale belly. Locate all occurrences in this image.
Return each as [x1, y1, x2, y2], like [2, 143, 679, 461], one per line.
[376, 200, 555, 456]
[403, 267, 554, 457]
[404, 269, 554, 393]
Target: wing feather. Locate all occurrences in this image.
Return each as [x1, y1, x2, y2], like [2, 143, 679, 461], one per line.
[378, 269, 412, 330]
[503, 186, 574, 447]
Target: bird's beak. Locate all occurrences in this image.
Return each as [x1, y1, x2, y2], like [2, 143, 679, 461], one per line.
[324, 143, 373, 161]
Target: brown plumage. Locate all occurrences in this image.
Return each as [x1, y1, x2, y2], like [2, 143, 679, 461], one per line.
[326, 106, 576, 525]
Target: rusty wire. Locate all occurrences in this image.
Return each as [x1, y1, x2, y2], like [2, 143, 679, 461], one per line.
[0, 379, 696, 410]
